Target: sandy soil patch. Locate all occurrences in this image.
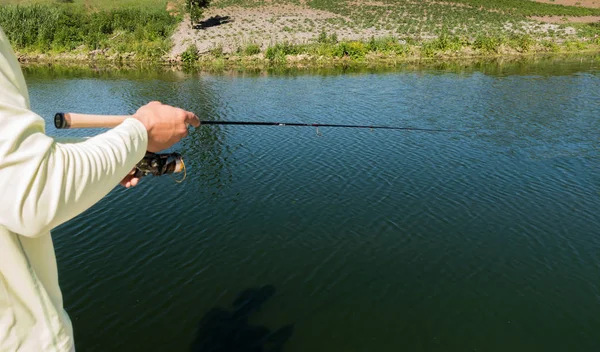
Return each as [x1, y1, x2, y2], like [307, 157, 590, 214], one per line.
[168, 1, 594, 60]
[531, 15, 600, 23]
[169, 4, 399, 58]
[531, 0, 600, 8]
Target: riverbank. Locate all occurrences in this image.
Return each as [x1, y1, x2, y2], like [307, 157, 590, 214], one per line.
[3, 0, 600, 69]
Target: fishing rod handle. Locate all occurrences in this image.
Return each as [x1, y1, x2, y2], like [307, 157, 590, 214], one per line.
[54, 112, 130, 129]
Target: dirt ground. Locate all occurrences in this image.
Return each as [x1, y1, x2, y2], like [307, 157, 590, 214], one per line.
[169, 4, 399, 58]
[531, 0, 600, 8]
[531, 15, 600, 23]
[168, 1, 599, 59]
[530, 0, 600, 23]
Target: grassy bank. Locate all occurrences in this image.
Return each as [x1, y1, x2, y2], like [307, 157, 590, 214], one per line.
[180, 39, 600, 72]
[2, 0, 600, 68]
[0, 3, 178, 60]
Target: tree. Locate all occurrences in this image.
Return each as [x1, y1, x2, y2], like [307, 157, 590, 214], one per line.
[187, 0, 211, 27]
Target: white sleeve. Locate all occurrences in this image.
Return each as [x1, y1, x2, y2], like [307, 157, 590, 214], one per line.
[0, 27, 148, 237]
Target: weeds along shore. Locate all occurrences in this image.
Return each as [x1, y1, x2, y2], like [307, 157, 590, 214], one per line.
[2, 1, 600, 70]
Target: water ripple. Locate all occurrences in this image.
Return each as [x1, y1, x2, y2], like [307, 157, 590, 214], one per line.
[28, 62, 600, 352]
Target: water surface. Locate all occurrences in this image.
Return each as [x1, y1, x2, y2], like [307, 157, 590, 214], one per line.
[24, 58, 600, 352]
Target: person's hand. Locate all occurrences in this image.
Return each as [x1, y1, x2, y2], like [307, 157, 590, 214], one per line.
[133, 101, 200, 153]
[120, 168, 141, 188]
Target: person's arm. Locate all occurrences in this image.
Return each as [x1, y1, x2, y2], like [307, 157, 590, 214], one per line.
[0, 28, 198, 237]
[0, 104, 149, 237]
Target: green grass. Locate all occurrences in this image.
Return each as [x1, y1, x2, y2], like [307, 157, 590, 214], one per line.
[440, 0, 600, 16]
[0, 0, 172, 11]
[0, 4, 178, 59]
[2, 0, 600, 65]
[210, 0, 600, 40]
[256, 33, 600, 65]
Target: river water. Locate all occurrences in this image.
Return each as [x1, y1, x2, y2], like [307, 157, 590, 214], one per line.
[23, 58, 599, 352]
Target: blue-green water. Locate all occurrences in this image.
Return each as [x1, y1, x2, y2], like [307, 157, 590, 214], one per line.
[24, 59, 600, 352]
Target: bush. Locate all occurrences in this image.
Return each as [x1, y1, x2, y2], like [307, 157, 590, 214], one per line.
[181, 44, 199, 64]
[209, 44, 224, 57]
[473, 35, 505, 53]
[541, 40, 559, 52]
[187, 0, 210, 26]
[317, 30, 338, 44]
[333, 41, 366, 58]
[243, 43, 260, 55]
[265, 42, 298, 61]
[367, 36, 399, 52]
[510, 34, 534, 52]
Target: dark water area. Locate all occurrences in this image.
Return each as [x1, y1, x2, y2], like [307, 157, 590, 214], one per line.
[23, 57, 600, 352]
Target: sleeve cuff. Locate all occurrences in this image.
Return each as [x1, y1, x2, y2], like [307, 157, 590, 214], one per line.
[121, 117, 149, 153]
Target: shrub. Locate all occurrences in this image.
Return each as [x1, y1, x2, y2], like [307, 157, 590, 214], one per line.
[317, 30, 338, 44]
[209, 44, 224, 57]
[541, 40, 560, 52]
[243, 43, 260, 55]
[367, 36, 400, 52]
[510, 34, 534, 52]
[265, 42, 300, 63]
[333, 41, 367, 58]
[473, 35, 505, 53]
[186, 0, 210, 26]
[181, 44, 199, 64]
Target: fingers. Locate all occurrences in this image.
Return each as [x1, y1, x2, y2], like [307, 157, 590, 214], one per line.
[148, 102, 199, 128]
[122, 177, 140, 188]
[120, 170, 141, 188]
[136, 101, 198, 153]
[184, 111, 201, 128]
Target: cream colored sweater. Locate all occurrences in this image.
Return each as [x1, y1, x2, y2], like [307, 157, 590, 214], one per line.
[0, 28, 148, 351]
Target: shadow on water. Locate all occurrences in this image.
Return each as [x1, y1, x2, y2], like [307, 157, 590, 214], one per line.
[191, 285, 294, 352]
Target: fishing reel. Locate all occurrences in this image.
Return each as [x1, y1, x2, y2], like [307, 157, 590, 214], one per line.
[134, 152, 186, 182]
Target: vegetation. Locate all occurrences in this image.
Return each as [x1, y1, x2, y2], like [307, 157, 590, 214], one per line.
[210, 0, 600, 41]
[440, 0, 600, 16]
[257, 32, 597, 62]
[1, 0, 600, 67]
[181, 44, 200, 64]
[0, 0, 170, 11]
[0, 4, 178, 60]
[186, 0, 211, 26]
[243, 43, 261, 55]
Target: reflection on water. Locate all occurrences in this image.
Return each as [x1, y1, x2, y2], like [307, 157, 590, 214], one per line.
[22, 53, 600, 80]
[23, 56, 600, 352]
[182, 123, 240, 199]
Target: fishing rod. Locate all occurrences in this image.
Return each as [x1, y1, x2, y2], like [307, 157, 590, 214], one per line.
[54, 112, 461, 180]
[184, 120, 458, 134]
